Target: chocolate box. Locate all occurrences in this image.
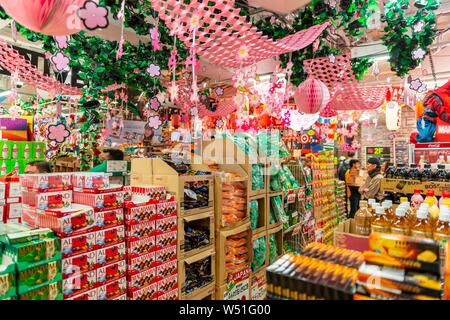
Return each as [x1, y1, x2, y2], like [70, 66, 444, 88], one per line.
[0, 255, 15, 299]
[157, 274, 178, 295]
[94, 208, 124, 230]
[131, 186, 166, 201]
[22, 190, 72, 210]
[126, 220, 156, 239]
[155, 245, 177, 265]
[97, 276, 127, 300]
[66, 288, 98, 300]
[128, 251, 156, 274]
[17, 258, 62, 294]
[96, 259, 127, 285]
[125, 204, 156, 223]
[19, 281, 62, 300]
[158, 288, 178, 300]
[73, 191, 124, 212]
[96, 242, 126, 268]
[20, 173, 72, 192]
[113, 293, 128, 300]
[128, 282, 158, 300]
[62, 251, 96, 277]
[62, 270, 96, 298]
[96, 225, 125, 248]
[156, 201, 177, 219]
[127, 267, 157, 291]
[156, 260, 178, 281]
[126, 236, 156, 258]
[61, 231, 96, 258]
[72, 173, 110, 189]
[155, 216, 177, 235]
[155, 231, 177, 250]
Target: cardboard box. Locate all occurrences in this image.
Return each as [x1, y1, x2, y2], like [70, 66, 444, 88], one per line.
[250, 267, 267, 300]
[178, 210, 214, 259]
[179, 247, 215, 299]
[334, 219, 369, 252]
[216, 221, 251, 286]
[381, 178, 450, 197]
[215, 266, 250, 300]
[131, 158, 153, 175]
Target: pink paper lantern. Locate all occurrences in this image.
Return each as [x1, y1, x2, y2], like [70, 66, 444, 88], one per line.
[294, 78, 330, 114]
[0, 0, 85, 36]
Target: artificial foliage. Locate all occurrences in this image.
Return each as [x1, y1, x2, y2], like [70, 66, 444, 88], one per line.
[252, 0, 379, 86]
[381, 0, 440, 77]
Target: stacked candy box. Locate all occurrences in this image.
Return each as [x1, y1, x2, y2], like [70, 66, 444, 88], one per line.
[0, 178, 23, 224]
[0, 255, 16, 300]
[124, 185, 178, 300]
[0, 223, 62, 300]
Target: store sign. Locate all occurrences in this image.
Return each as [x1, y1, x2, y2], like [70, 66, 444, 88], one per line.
[365, 146, 391, 162]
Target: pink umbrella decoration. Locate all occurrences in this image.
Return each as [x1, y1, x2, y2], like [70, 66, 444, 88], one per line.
[0, 0, 86, 36]
[294, 78, 330, 114]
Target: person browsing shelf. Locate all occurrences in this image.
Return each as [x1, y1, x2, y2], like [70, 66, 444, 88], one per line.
[359, 157, 384, 202]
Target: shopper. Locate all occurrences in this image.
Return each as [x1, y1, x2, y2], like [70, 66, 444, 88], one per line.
[338, 152, 355, 181]
[88, 148, 125, 172]
[359, 157, 384, 202]
[380, 161, 391, 175]
[25, 161, 52, 174]
[345, 159, 361, 219]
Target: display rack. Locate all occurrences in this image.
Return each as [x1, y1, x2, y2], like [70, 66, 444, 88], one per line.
[381, 178, 450, 196]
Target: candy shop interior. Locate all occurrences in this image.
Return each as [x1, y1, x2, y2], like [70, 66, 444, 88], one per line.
[0, 0, 450, 303]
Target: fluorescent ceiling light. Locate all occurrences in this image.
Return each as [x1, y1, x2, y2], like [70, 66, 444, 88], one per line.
[0, 90, 11, 98]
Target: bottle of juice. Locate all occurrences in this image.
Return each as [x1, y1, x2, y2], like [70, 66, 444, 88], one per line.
[390, 207, 410, 235]
[434, 205, 450, 242]
[394, 163, 408, 179]
[424, 197, 440, 227]
[382, 200, 394, 222]
[410, 189, 424, 210]
[425, 190, 438, 206]
[354, 200, 372, 236]
[371, 206, 390, 234]
[385, 165, 396, 179]
[367, 199, 376, 212]
[439, 191, 450, 207]
[411, 204, 433, 239]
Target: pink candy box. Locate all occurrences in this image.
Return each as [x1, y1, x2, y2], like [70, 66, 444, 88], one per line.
[22, 189, 72, 210]
[71, 172, 110, 189]
[20, 173, 72, 192]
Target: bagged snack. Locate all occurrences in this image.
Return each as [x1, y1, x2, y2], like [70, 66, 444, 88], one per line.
[250, 200, 259, 230]
[269, 234, 279, 264]
[251, 164, 264, 191]
[251, 237, 267, 272]
[270, 196, 289, 228]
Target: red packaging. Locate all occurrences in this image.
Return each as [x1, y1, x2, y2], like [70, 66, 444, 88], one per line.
[156, 260, 177, 281]
[62, 269, 96, 298]
[113, 294, 128, 300]
[158, 288, 178, 300]
[126, 220, 156, 240]
[22, 204, 95, 237]
[96, 225, 125, 248]
[156, 201, 177, 219]
[61, 231, 96, 258]
[155, 245, 177, 265]
[6, 182, 22, 198]
[131, 186, 166, 201]
[128, 282, 158, 300]
[157, 274, 178, 295]
[4, 203, 22, 221]
[73, 184, 123, 194]
[94, 208, 124, 230]
[155, 216, 177, 234]
[22, 189, 72, 210]
[96, 242, 127, 268]
[20, 173, 72, 192]
[62, 251, 97, 278]
[127, 267, 157, 291]
[96, 259, 127, 286]
[123, 186, 132, 202]
[23, 203, 92, 218]
[5, 197, 20, 204]
[66, 288, 98, 300]
[155, 231, 177, 250]
[0, 205, 4, 222]
[128, 251, 157, 274]
[126, 236, 156, 258]
[97, 276, 127, 300]
[73, 191, 124, 212]
[125, 204, 156, 223]
[72, 173, 110, 189]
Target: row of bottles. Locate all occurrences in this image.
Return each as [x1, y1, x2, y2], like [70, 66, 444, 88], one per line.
[1, 143, 42, 159]
[385, 163, 450, 182]
[354, 198, 450, 242]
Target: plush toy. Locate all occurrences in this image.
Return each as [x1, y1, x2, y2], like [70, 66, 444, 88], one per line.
[416, 79, 450, 142]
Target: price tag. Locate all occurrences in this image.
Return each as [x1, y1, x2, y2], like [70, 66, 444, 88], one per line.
[297, 188, 305, 201]
[286, 191, 296, 204]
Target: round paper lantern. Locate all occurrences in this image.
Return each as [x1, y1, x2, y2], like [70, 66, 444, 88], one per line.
[0, 0, 85, 36]
[294, 78, 330, 114]
[385, 101, 401, 131]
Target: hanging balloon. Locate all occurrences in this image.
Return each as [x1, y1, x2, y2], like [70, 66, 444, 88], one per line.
[294, 78, 330, 114]
[0, 0, 86, 36]
[385, 101, 401, 131]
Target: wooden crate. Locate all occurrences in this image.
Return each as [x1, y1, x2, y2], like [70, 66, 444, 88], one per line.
[179, 247, 216, 300]
[250, 266, 267, 300]
[216, 221, 251, 286]
[266, 192, 284, 230]
[249, 194, 267, 236]
[267, 224, 283, 265]
[178, 210, 215, 260]
[242, 163, 267, 197]
[250, 229, 268, 273]
[215, 267, 251, 300]
[151, 158, 214, 216]
[182, 282, 215, 301]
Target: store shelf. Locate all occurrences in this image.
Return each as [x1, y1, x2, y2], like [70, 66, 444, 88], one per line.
[178, 210, 215, 260]
[381, 178, 450, 196]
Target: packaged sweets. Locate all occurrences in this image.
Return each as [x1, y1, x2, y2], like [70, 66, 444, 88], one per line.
[96, 276, 127, 300]
[156, 260, 177, 280]
[62, 270, 96, 298]
[158, 288, 178, 300]
[96, 260, 126, 285]
[94, 208, 124, 230]
[126, 220, 156, 240]
[184, 256, 213, 294]
[127, 236, 156, 258]
[17, 258, 62, 294]
[251, 236, 267, 272]
[96, 225, 125, 248]
[225, 232, 249, 277]
[71, 172, 110, 189]
[221, 182, 247, 227]
[22, 190, 72, 210]
[0, 255, 15, 299]
[268, 234, 279, 264]
[155, 216, 177, 234]
[73, 191, 124, 211]
[183, 181, 210, 210]
[128, 252, 156, 274]
[129, 186, 167, 201]
[251, 164, 264, 191]
[301, 242, 364, 268]
[19, 281, 62, 300]
[270, 196, 288, 228]
[20, 173, 72, 192]
[62, 232, 96, 258]
[127, 267, 157, 291]
[155, 231, 177, 250]
[125, 204, 156, 223]
[66, 288, 97, 300]
[129, 282, 158, 300]
[184, 226, 210, 252]
[250, 200, 259, 230]
[155, 245, 177, 265]
[156, 201, 177, 219]
[96, 242, 126, 268]
[62, 251, 97, 276]
[157, 274, 178, 295]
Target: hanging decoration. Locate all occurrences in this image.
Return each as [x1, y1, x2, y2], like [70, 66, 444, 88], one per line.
[47, 123, 71, 143]
[78, 1, 110, 31]
[147, 115, 162, 130]
[50, 52, 70, 73]
[116, 0, 126, 60]
[294, 78, 330, 114]
[385, 101, 401, 131]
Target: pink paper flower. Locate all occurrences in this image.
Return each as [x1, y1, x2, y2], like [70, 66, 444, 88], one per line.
[150, 97, 161, 111]
[215, 119, 224, 128]
[168, 82, 179, 101]
[78, 1, 109, 31]
[54, 36, 68, 49]
[150, 27, 160, 51]
[51, 52, 70, 72]
[8, 105, 21, 119]
[215, 87, 224, 97]
[410, 78, 423, 91]
[147, 63, 161, 77]
[48, 123, 70, 143]
[168, 48, 178, 68]
[147, 116, 162, 129]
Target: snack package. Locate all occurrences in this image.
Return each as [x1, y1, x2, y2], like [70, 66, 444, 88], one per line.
[22, 190, 72, 210]
[157, 274, 178, 295]
[250, 200, 259, 230]
[62, 251, 96, 277]
[225, 232, 249, 277]
[0, 255, 15, 299]
[270, 196, 288, 228]
[127, 267, 157, 291]
[71, 173, 110, 189]
[94, 208, 124, 230]
[155, 245, 177, 265]
[155, 216, 177, 234]
[155, 231, 177, 250]
[125, 204, 156, 223]
[130, 186, 167, 201]
[128, 252, 156, 274]
[158, 288, 178, 300]
[63, 270, 96, 298]
[251, 236, 267, 272]
[127, 236, 156, 258]
[20, 173, 72, 192]
[129, 282, 158, 300]
[96, 259, 126, 285]
[73, 191, 124, 211]
[66, 288, 98, 300]
[97, 276, 127, 300]
[96, 242, 127, 268]
[126, 220, 156, 240]
[156, 201, 177, 219]
[222, 182, 247, 227]
[251, 164, 264, 191]
[155, 260, 177, 281]
[19, 281, 62, 300]
[184, 256, 213, 294]
[268, 234, 279, 264]
[183, 181, 210, 210]
[62, 231, 96, 258]
[17, 258, 61, 294]
[301, 242, 364, 269]
[184, 226, 210, 252]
